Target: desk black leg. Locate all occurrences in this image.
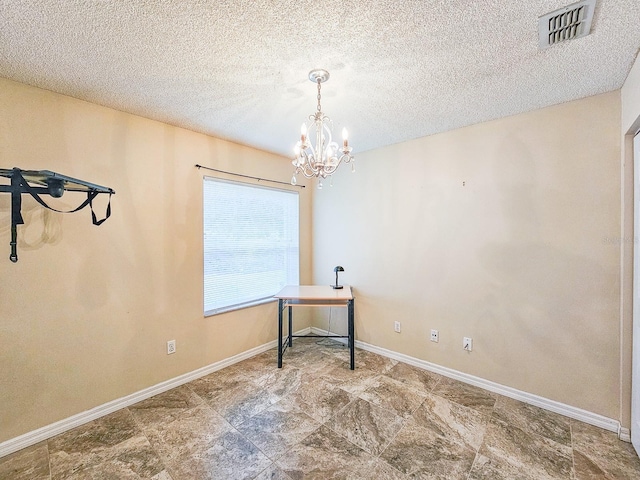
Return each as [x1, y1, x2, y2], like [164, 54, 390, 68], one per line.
[278, 299, 283, 368]
[348, 298, 355, 370]
[288, 305, 293, 347]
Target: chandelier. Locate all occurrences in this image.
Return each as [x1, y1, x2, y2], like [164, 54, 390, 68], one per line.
[291, 69, 355, 189]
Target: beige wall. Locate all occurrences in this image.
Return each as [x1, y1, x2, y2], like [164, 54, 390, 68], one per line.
[620, 52, 640, 428]
[0, 77, 312, 443]
[313, 91, 623, 419]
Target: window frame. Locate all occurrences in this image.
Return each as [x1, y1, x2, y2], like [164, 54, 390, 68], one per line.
[202, 176, 300, 316]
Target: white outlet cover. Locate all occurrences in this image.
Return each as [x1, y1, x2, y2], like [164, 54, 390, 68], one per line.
[167, 340, 176, 354]
[463, 337, 472, 351]
[394, 321, 401, 333]
[430, 329, 439, 342]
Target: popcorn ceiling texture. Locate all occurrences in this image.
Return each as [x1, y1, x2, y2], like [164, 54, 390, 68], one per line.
[0, 0, 639, 156]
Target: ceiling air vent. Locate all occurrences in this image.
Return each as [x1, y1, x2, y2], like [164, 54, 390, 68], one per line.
[538, 0, 596, 49]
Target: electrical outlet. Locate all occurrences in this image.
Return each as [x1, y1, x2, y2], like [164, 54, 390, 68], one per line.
[430, 329, 439, 342]
[167, 340, 176, 355]
[394, 321, 401, 333]
[463, 337, 472, 351]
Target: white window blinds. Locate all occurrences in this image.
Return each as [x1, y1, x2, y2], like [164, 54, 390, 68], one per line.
[203, 177, 299, 315]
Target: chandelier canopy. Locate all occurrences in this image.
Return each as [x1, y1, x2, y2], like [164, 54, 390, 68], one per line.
[291, 69, 355, 189]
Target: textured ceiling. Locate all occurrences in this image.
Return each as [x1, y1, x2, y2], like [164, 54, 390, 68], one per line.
[1, 0, 639, 157]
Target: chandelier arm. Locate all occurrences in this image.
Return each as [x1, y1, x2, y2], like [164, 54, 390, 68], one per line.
[339, 153, 354, 163]
[322, 164, 340, 176]
[315, 117, 324, 166]
[298, 151, 316, 178]
[322, 119, 333, 144]
[300, 165, 318, 178]
[305, 142, 315, 159]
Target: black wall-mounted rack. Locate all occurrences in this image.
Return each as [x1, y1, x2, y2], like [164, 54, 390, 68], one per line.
[0, 167, 115, 263]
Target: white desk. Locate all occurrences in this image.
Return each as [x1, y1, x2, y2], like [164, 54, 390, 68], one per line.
[274, 285, 355, 369]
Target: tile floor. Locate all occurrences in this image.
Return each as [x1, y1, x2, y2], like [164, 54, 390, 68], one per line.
[2, 337, 640, 479]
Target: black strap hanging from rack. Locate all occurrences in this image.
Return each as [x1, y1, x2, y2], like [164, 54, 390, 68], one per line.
[15, 170, 112, 225]
[10, 171, 23, 263]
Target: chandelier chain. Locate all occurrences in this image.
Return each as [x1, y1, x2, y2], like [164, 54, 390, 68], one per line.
[317, 79, 322, 113]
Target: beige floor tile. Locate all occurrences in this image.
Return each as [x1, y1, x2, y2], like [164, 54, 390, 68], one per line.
[413, 391, 489, 451]
[253, 463, 293, 480]
[380, 417, 477, 480]
[479, 417, 573, 479]
[326, 397, 405, 455]
[166, 430, 271, 480]
[359, 374, 427, 418]
[208, 381, 280, 426]
[129, 384, 204, 428]
[235, 398, 321, 460]
[50, 424, 166, 479]
[0, 443, 50, 480]
[255, 365, 305, 398]
[492, 396, 571, 446]
[432, 377, 498, 416]
[287, 376, 355, 423]
[187, 368, 253, 403]
[352, 349, 398, 373]
[275, 425, 377, 479]
[48, 409, 145, 477]
[140, 403, 232, 464]
[469, 454, 542, 480]
[320, 363, 380, 395]
[383, 361, 444, 395]
[364, 457, 410, 479]
[571, 420, 640, 479]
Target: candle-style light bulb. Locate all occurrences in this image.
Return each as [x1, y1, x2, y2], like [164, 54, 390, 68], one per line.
[342, 128, 348, 147]
[300, 123, 307, 142]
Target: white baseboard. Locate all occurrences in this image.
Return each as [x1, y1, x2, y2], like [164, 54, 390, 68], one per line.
[310, 325, 624, 435]
[0, 326, 629, 457]
[0, 328, 311, 458]
[619, 426, 632, 443]
[344, 334, 625, 439]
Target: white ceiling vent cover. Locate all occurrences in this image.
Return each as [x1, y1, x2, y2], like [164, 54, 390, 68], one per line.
[539, 0, 596, 49]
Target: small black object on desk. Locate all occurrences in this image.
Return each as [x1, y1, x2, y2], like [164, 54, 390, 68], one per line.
[332, 265, 344, 289]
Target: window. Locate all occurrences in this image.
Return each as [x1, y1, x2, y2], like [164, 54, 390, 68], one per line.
[203, 177, 299, 315]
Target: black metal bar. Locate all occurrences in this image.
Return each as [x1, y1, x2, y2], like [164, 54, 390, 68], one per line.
[0, 185, 50, 194]
[278, 298, 283, 368]
[290, 335, 348, 338]
[195, 164, 305, 188]
[0, 185, 111, 195]
[9, 170, 23, 263]
[348, 298, 355, 370]
[288, 305, 293, 347]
